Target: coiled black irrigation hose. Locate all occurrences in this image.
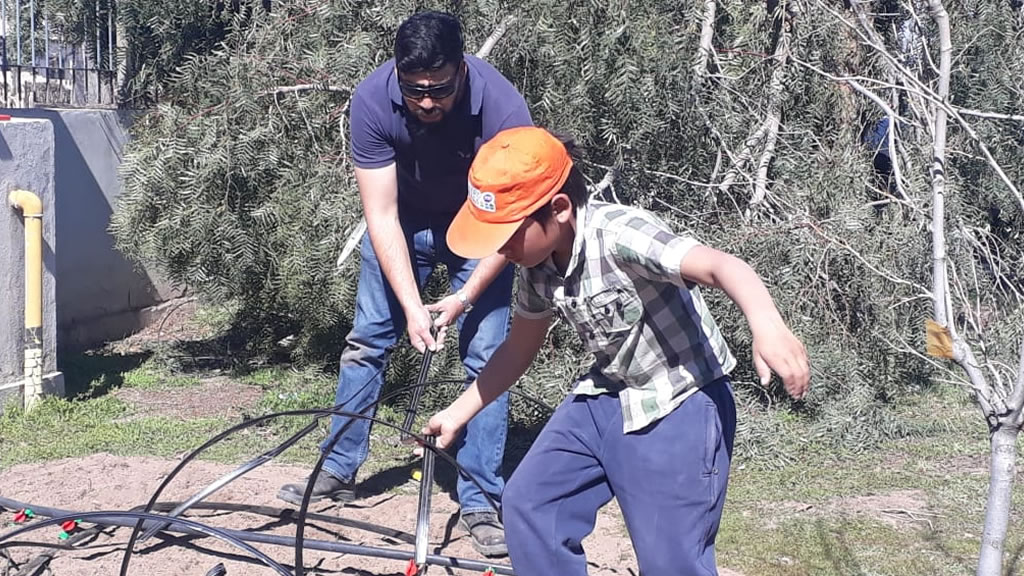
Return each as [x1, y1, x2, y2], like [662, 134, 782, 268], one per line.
[0, 349, 555, 576]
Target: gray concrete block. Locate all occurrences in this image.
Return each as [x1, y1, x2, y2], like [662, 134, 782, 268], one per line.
[1, 117, 62, 407]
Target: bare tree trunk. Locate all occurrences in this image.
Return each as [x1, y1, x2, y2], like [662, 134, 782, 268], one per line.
[927, 0, 952, 329]
[979, 422, 1020, 576]
[978, 342, 1024, 576]
[925, 1, 1022, 573]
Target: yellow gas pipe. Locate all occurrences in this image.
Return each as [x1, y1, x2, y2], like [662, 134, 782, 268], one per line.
[8, 190, 44, 410]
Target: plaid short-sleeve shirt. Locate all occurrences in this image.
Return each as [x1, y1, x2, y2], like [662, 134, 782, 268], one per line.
[515, 201, 736, 433]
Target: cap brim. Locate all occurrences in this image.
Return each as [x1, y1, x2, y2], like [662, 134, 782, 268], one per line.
[446, 201, 524, 260]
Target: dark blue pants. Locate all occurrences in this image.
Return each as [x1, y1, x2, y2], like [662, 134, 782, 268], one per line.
[503, 378, 736, 575]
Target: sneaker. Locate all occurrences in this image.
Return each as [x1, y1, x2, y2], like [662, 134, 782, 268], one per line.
[277, 470, 357, 505]
[459, 511, 508, 558]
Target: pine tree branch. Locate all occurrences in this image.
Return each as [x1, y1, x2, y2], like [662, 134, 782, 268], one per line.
[796, 218, 932, 296]
[718, 119, 768, 194]
[588, 168, 619, 203]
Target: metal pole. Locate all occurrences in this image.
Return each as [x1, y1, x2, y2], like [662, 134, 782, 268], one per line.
[2, 0, 7, 62]
[2, 0, 7, 104]
[15, 0, 20, 64]
[94, 0, 99, 68]
[107, 0, 113, 103]
[107, 0, 112, 70]
[43, 16, 48, 99]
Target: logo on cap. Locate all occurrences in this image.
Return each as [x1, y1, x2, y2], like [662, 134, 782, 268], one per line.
[468, 181, 497, 213]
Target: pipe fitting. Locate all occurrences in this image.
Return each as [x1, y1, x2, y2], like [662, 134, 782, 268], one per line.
[9, 189, 43, 218]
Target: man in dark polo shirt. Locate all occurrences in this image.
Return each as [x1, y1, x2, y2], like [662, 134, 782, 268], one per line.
[277, 11, 531, 558]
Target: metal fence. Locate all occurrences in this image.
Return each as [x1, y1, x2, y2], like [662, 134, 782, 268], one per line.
[1, 0, 118, 108]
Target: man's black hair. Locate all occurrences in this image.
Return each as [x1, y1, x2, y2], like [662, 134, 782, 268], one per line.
[394, 11, 465, 74]
[529, 131, 589, 223]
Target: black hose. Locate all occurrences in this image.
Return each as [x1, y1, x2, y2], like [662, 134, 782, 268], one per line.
[0, 510, 291, 576]
[115, 372, 553, 575]
[0, 499, 515, 575]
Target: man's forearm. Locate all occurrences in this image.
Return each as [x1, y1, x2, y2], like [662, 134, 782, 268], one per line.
[366, 216, 420, 312]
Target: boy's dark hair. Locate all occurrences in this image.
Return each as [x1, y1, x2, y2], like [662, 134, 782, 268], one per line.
[529, 131, 589, 223]
[394, 11, 465, 74]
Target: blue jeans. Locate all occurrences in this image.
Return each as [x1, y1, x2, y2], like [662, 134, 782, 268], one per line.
[320, 210, 513, 515]
[502, 378, 736, 575]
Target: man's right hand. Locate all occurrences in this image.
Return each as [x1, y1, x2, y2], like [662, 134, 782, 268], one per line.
[405, 303, 444, 353]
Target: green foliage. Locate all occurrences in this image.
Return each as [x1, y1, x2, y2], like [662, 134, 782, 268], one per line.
[111, 0, 1024, 465]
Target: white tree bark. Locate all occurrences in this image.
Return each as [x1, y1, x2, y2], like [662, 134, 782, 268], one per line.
[694, 0, 717, 80]
[924, 1, 1021, 574]
[750, 4, 791, 213]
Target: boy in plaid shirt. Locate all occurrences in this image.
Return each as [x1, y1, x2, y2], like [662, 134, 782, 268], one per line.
[423, 126, 809, 575]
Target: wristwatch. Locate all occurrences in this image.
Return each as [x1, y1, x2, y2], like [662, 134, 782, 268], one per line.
[457, 289, 473, 313]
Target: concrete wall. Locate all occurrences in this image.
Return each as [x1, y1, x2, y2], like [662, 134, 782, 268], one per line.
[1, 118, 63, 406]
[1, 108, 181, 352]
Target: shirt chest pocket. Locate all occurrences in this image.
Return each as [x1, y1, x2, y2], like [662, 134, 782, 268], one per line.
[563, 287, 643, 349]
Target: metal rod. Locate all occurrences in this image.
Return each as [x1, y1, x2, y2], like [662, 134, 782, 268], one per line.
[2, 0, 8, 104]
[402, 345, 434, 442]
[15, 0, 20, 64]
[415, 435, 436, 568]
[107, 0, 112, 70]
[81, 41, 86, 101]
[94, 0, 99, 73]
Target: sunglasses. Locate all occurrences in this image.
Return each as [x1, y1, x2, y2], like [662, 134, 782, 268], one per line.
[398, 67, 462, 101]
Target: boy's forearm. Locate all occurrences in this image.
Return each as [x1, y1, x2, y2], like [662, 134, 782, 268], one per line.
[706, 253, 784, 331]
[448, 315, 549, 425]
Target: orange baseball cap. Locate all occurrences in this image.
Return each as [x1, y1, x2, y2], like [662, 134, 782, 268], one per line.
[447, 126, 572, 259]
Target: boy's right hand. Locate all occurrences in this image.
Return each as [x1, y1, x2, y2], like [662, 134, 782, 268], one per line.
[416, 409, 465, 455]
[751, 316, 810, 400]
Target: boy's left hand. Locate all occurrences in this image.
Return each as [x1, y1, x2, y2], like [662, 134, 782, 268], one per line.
[751, 317, 810, 400]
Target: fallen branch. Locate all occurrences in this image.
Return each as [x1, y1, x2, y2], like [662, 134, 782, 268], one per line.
[955, 108, 1024, 123]
[589, 168, 619, 203]
[819, 0, 1024, 214]
[693, 0, 718, 80]
[790, 57, 911, 201]
[475, 16, 516, 60]
[718, 119, 769, 194]
[750, 4, 792, 214]
[261, 83, 348, 98]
